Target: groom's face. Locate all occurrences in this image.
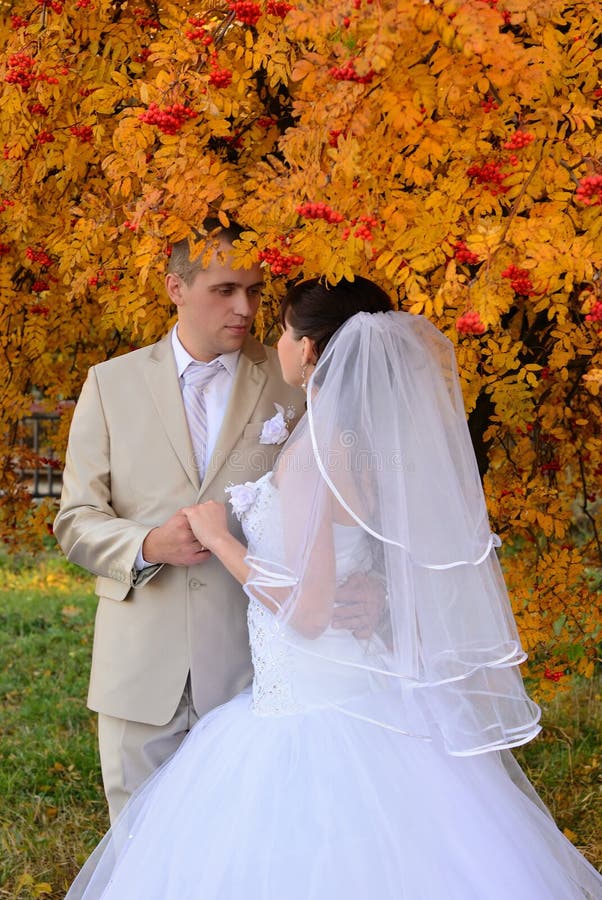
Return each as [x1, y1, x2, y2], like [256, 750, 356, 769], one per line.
[166, 238, 263, 362]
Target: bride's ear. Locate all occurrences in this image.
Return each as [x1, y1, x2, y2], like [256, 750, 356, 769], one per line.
[300, 337, 318, 366]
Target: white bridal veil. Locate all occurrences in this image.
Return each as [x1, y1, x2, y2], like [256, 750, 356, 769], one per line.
[245, 310, 541, 755]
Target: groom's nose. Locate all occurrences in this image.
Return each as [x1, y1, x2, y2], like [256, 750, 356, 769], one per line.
[232, 289, 258, 318]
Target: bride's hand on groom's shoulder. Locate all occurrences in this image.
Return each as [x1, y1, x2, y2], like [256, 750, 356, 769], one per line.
[181, 501, 229, 555]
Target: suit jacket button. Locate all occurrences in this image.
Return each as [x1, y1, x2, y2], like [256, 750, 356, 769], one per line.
[189, 577, 202, 589]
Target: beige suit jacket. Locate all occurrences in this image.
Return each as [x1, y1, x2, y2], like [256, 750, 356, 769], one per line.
[54, 332, 303, 725]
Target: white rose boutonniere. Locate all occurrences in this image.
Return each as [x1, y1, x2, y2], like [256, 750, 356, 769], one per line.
[225, 482, 259, 519]
[259, 403, 292, 445]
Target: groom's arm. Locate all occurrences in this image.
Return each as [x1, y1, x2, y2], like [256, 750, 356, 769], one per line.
[53, 367, 157, 587]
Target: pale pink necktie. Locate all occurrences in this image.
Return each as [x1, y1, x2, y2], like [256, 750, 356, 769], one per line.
[181, 360, 223, 479]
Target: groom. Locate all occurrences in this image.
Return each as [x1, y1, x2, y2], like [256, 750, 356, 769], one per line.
[54, 219, 304, 822]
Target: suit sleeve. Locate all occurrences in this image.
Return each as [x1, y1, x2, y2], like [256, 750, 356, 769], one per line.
[53, 367, 160, 593]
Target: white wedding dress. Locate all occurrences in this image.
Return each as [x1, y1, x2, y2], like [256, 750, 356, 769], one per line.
[69, 473, 602, 899]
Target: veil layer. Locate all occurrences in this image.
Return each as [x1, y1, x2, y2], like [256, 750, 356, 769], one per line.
[245, 311, 541, 755]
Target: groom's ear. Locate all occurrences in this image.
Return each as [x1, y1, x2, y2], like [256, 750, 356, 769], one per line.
[165, 273, 184, 307]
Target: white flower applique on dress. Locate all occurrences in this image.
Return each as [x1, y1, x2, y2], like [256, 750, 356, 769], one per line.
[259, 403, 295, 445]
[224, 481, 260, 518]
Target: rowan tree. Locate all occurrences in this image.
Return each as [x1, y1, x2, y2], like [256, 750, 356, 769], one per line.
[0, 0, 600, 691]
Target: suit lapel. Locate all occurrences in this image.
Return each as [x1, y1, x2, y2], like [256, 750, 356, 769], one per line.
[199, 336, 267, 497]
[145, 331, 201, 490]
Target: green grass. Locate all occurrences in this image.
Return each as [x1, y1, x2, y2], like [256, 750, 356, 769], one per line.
[0, 554, 107, 898]
[0, 553, 600, 898]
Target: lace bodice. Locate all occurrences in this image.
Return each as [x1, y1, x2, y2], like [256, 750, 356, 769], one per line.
[237, 473, 375, 716]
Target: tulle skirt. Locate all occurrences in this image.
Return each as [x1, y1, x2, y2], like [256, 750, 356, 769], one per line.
[68, 689, 602, 899]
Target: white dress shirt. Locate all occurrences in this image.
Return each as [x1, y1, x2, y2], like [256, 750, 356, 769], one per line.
[134, 327, 240, 571]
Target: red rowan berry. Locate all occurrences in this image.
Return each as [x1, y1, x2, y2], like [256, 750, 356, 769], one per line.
[503, 131, 534, 151]
[329, 60, 374, 84]
[456, 310, 486, 335]
[266, 0, 293, 16]
[501, 264, 534, 296]
[575, 174, 602, 207]
[70, 124, 94, 143]
[466, 160, 509, 194]
[296, 201, 344, 224]
[228, 0, 261, 26]
[139, 102, 198, 134]
[453, 241, 480, 265]
[35, 130, 55, 145]
[585, 301, 602, 323]
[258, 247, 304, 275]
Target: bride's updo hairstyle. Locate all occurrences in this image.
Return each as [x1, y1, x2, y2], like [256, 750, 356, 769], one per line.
[281, 276, 393, 359]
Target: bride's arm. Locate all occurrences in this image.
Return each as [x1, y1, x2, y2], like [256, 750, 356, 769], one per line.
[182, 502, 251, 587]
[182, 500, 336, 636]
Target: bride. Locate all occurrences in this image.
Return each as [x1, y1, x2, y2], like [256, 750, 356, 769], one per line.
[68, 276, 602, 899]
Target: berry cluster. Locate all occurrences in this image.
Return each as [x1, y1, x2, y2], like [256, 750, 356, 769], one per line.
[501, 264, 534, 296]
[503, 131, 534, 150]
[5, 52, 36, 90]
[132, 6, 160, 28]
[575, 174, 602, 207]
[35, 130, 55, 145]
[258, 247, 304, 275]
[352, 214, 379, 240]
[11, 14, 29, 28]
[26, 247, 53, 267]
[544, 667, 565, 683]
[139, 103, 198, 134]
[480, 95, 499, 113]
[466, 160, 509, 194]
[28, 102, 48, 116]
[186, 15, 213, 43]
[88, 269, 104, 287]
[453, 241, 480, 265]
[133, 47, 152, 63]
[540, 459, 560, 473]
[456, 310, 486, 335]
[267, 0, 293, 15]
[70, 124, 94, 143]
[209, 57, 233, 88]
[296, 201, 344, 224]
[328, 129, 345, 147]
[0, 243, 10, 257]
[30, 304, 50, 315]
[329, 61, 374, 84]
[32, 279, 50, 292]
[36, 0, 63, 12]
[228, 0, 261, 26]
[5, 53, 63, 91]
[585, 301, 602, 323]
[76, 0, 94, 8]
[0, 198, 15, 213]
[257, 116, 276, 128]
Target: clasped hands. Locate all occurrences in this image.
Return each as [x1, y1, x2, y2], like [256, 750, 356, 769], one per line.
[143, 501, 385, 640]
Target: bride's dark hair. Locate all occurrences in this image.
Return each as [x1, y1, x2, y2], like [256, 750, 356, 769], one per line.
[281, 276, 393, 359]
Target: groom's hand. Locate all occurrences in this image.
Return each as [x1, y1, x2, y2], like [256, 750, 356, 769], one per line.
[142, 510, 212, 567]
[331, 572, 386, 639]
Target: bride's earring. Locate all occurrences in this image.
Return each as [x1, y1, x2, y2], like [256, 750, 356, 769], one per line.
[301, 364, 308, 391]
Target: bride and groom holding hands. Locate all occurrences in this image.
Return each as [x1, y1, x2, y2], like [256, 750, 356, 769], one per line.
[56, 220, 602, 898]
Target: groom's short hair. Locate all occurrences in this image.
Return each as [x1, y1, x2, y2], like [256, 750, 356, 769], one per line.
[167, 216, 245, 285]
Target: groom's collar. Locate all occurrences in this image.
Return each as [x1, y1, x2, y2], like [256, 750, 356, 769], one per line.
[171, 326, 239, 378]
